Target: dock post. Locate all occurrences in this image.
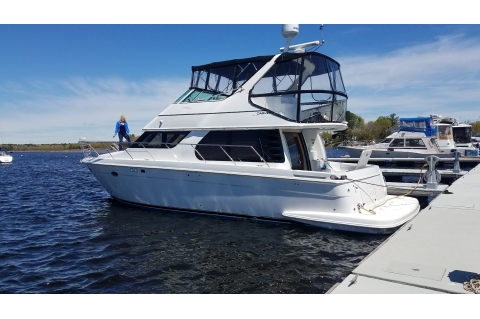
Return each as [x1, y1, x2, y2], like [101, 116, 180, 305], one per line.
[424, 155, 441, 190]
[453, 151, 461, 174]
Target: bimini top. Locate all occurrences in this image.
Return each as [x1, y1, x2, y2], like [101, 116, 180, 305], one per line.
[173, 51, 348, 125]
[399, 117, 436, 136]
[189, 52, 345, 96]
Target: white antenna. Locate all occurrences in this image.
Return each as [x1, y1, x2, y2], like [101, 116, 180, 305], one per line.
[318, 24, 325, 48]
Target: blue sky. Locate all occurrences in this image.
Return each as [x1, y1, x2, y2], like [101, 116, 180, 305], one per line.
[1, 3, 479, 144]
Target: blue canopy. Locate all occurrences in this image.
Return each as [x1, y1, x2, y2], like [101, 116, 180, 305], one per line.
[399, 117, 436, 136]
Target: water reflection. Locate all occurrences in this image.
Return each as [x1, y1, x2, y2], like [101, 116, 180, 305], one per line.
[88, 199, 388, 293]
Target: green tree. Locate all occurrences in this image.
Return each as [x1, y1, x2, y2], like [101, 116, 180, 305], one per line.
[346, 111, 364, 130]
[343, 111, 365, 142]
[388, 113, 399, 127]
[320, 132, 333, 145]
[471, 121, 480, 136]
[375, 116, 394, 139]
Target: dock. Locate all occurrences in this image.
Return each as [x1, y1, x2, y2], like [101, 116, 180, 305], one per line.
[330, 156, 480, 166]
[381, 168, 466, 185]
[380, 168, 466, 179]
[327, 164, 480, 294]
[386, 182, 449, 196]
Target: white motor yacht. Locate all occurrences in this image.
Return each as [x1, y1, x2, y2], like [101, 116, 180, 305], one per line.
[79, 25, 420, 234]
[342, 115, 479, 158]
[0, 149, 12, 163]
[441, 117, 478, 150]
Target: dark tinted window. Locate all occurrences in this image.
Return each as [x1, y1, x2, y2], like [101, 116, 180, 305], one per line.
[195, 130, 284, 163]
[131, 131, 190, 148]
[380, 138, 392, 144]
[389, 139, 405, 147]
[406, 139, 425, 147]
[453, 126, 472, 143]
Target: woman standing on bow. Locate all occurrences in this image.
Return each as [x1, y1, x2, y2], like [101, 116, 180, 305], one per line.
[113, 115, 132, 150]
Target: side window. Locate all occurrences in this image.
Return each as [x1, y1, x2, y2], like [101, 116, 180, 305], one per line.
[406, 139, 425, 147]
[195, 130, 284, 163]
[131, 131, 190, 148]
[389, 139, 405, 147]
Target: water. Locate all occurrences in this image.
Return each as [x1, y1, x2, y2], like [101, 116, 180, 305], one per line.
[1, 150, 391, 294]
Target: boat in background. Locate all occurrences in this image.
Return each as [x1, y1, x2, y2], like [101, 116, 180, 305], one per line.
[341, 115, 479, 158]
[0, 123, 12, 163]
[472, 132, 480, 147]
[439, 116, 478, 149]
[0, 148, 12, 163]
[79, 24, 420, 234]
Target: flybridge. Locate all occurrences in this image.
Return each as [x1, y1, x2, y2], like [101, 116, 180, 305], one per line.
[177, 51, 348, 124]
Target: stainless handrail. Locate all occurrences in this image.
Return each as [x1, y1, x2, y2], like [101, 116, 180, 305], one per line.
[78, 140, 271, 167]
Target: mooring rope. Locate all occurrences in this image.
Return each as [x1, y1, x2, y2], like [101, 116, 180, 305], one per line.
[463, 274, 480, 294]
[353, 164, 428, 215]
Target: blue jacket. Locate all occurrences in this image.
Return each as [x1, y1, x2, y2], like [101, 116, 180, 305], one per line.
[115, 121, 130, 134]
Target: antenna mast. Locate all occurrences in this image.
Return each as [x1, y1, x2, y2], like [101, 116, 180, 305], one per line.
[318, 24, 325, 49]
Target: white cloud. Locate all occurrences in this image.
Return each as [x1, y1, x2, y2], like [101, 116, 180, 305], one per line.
[340, 34, 480, 122]
[0, 77, 189, 144]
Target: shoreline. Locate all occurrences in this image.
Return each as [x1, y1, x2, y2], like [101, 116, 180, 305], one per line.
[9, 150, 83, 153]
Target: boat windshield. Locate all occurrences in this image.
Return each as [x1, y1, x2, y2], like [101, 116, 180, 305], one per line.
[250, 52, 347, 123]
[437, 125, 453, 140]
[453, 126, 472, 143]
[175, 56, 272, 104]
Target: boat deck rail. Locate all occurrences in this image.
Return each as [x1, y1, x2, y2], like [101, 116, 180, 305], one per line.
[78, 139, 271, 167]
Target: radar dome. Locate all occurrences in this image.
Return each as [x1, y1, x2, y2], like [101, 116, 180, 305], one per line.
[282, 24, 299, 39]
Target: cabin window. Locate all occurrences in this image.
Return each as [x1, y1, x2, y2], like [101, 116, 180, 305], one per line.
[406, 139, 425, 147]
[131, 131, 190, 148]
[438, 126, 453, 140]
[176, 88, 228, 103]
[453, 126, 472, 144]
[194, 130, 285, 163]
[389, 139, 405, 147]
[380, 138, 392, 144]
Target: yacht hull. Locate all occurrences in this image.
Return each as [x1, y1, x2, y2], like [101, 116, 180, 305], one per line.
[0, 155, 12, 163]
[283, 196, 420, 234]
[83, 159, 420, 234]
